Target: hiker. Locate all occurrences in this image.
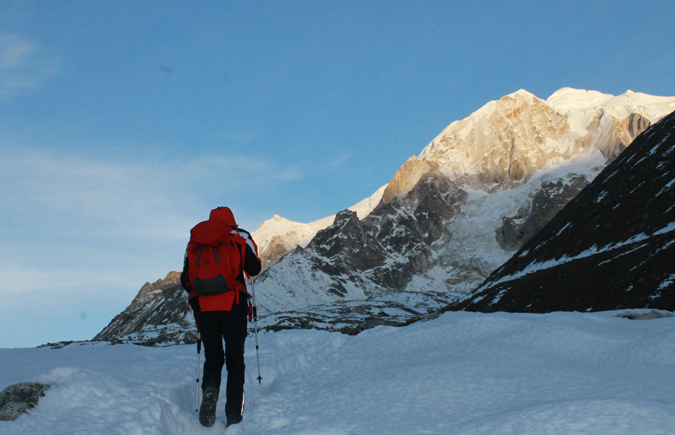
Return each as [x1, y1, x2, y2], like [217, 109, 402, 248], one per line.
[181, 206, 262, 428]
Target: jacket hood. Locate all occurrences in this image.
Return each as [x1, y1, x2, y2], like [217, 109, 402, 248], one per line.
[209, 206, 237, 227]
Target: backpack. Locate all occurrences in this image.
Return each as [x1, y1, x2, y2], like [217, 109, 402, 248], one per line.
[185, 219, 248, 296]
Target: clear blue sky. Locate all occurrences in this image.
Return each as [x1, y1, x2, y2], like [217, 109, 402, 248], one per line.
[1, 0, 674, 348]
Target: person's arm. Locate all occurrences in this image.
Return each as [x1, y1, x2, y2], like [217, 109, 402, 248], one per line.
[243, 240, 262, 277]
[236, 229, 262, 277]
[180, 254, 192, 292]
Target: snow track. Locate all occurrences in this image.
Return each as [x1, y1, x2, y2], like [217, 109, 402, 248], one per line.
[2, 310, 675, 434]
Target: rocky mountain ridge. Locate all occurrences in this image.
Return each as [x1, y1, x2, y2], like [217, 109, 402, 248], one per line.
[92, 88, 675, 345]
[254, 88, 674, 315]
[252, 185, 386, 272]
[93, 272, 197, 346]
[255, 168, 467, 314]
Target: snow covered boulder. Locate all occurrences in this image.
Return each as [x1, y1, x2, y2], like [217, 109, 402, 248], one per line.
[0, 382, 51, 421]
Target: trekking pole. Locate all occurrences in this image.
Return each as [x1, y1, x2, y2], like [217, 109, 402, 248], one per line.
[251, 278, 263, 384]
[195, 333, 201, 412]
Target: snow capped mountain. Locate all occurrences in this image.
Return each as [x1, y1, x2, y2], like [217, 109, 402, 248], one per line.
[417, 88, 672, 192]
[252, 184, 387, 271]
[445, 109, 675, 313]
[254, 88, 675, 316]
[92, 87, 675, 345]
[252, 215, 331, 272]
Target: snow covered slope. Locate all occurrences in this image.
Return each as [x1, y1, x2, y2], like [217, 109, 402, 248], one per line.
[450, 109, 675, 313]
[3, 310, 675, 434]
[414, 151, 603, 294]
[547, 87, 675, 120]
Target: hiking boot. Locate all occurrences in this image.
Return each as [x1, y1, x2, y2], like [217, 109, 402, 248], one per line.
[226, 414, 243, 427]
[199, 388, 219, 427]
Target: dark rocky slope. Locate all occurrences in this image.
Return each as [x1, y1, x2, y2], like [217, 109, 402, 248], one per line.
[495, 175, 591, 252]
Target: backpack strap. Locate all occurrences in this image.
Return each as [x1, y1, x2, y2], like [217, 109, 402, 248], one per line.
[226, 227, 255, 313]
[234, 240, 253, 314]
[195, 245, 205, 266]
[230, 233, 249, 306]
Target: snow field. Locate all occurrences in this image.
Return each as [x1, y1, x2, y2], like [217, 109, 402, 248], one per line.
[2, 310, 675, 434]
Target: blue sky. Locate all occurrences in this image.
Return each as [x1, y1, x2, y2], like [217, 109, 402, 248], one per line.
[1, 0, 674, 348]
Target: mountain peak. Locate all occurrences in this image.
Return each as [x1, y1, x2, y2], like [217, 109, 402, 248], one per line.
[505, 89, 538, 100]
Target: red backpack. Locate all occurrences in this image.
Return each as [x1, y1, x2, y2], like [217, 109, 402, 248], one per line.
[186, 219, 248, 295]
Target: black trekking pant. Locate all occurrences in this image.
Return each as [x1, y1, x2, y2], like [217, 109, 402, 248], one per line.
[195, 310, 248, 418]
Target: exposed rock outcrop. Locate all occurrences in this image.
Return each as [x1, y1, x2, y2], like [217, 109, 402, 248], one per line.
[381, 156, 430, 204]
[0, 382, 50, 421]
[258, 291, 456, 335]
[496, 175, 591, 251]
